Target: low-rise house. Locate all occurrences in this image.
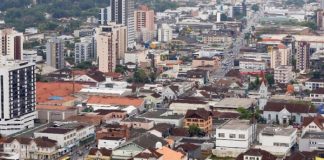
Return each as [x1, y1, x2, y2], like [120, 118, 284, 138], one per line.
[192, 57, 220, 69]
[140, 110, 185, 126]
[34, 122, 95, 154]
[176, 143, 201, 160]
[186, 69, 210, 85]
[310, 88, 324, 101]
[299, 132, 324, 152]
[177, 137, 215, 154]
[92, 109, 128, 123]
[98, 137, 126, 150]
[112, 133, 168, 159]
[149, 123, 174, 138]
[262, 101, 317, 125]
[302, 116, 324, 136]
[255, 126, 297, 156]
[86, 96, 145, 113]
[134, 148, 163, 160]
[214, 119, 257, 157]
[305, 79, 324, 91]
[3, 137, 58, 160]
[169, 99, 210, 114]
[211, 98, 256, 113]
[96, 124, 130, 140]
[239, 59, 267, 71]
[284, 151, 324, 160]
[236, 148, 277, 160]
[36, 105, 78, 123]
[86, 148, 112, 160]
[156, 146, 186, 160]
[184, 108, 213, 134]
[120, 117, 154, 130]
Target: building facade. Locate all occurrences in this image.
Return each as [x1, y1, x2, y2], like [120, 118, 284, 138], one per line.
[158, 24, 173, 42]
[0, 60, 37, 136]
[268, 45, 292, 69]
[296, 41, 310, 73]
[96, 24, 127, 72]
[184, 108, 213, 134]
[0, 28, 23, 60]
[46, 37, 65, 69]
[274, 65, 293, 84]
[135, 5, 155, 42]
[74, 37, 96, 64]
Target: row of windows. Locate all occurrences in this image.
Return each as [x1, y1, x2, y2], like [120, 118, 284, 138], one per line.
[218, 133, 245, 139]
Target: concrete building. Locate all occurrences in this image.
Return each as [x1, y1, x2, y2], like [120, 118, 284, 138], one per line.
[96, 24, 127, 72]
[99, 6, 112, 25]
[74, 36, 96, 64]
[296, 41, 310, 73]
[46, 37, 65, 69]
[300, 132, 324, 152]
[0, 28, 23, 60]
[184, 108, 213, 134]
[158, 24, 173, 42]
[239, 59, 267, 71]
[215, 119, 257, 157]
[256, 127, 297, 156]
[0, 60, 37, 136]
[135, 5, 155, 42]
[268, 44, 292, 69]
[274, 65, 294, 84]
[110, 0, 136, 48]
[305, 79, 324, 90]
[34, 121, 95, 154]
[317, 9, 324, 31]
[98, 137, 126, 150]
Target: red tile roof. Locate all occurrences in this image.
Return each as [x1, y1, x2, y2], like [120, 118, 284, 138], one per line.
[236, 149, 277, 160]
[263, 101, 316, 113]
[302, 116, 324, 129]
[185, 108, 212, 120]
[87, 96, 144, 107]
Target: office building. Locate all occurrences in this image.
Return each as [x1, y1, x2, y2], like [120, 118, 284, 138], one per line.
[74, 37, 96, 64]
[0, 28, 23, 60]
[296, 41, 310, 73]
[158, 24, 173, 42]
[0, 60, 37, 136]
[96, 24, 127, 73]
[135, 5, 155, 42]
[46, 37, 65, 69]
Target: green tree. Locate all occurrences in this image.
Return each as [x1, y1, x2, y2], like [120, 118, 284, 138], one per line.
[254, 76, 260, 86]
[188, 124, 202, 137]
[133, 68, 149, 83]
[265, 74, 275, 86]
[251, 4, 259, 12]
[73, 61, 93, 69]
[115, 65, 126, 74]
[237, 107, 261, 120]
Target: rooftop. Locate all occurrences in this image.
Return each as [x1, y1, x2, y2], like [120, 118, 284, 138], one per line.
[302, 132, 324, 139]
[218, 119, 252, 130]
[38, 127, 73, 134]
[213, 98, 256, 109]
[87, 96, 144, 107]
[140, 110, 184, 119]
[261, 127, 296, 136]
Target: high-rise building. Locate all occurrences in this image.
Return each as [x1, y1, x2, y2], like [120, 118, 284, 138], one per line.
[134, 5, 155, 42]
[0, 60, 37, 136]
[317, 9, 324, 30]
[274, 65, 293, 84]
[0, 28, 23, 60]
[74, 37, 96, 64]
[158, 24, 173, 42]
[269, 44, 292, 69]
[96, 24, 127, 72]
[99, 6, 112, 25]
[296, 41, 310, 73]
[110, 0, 136, 48]
[46, 37, 65, 69]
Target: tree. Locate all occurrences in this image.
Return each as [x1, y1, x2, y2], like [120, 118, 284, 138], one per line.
[265, 74, 275, 86]
[133, 68, 149, 83]
[251, 4, 259, 12]
[188, 124, 202, 137]
[115, 65, 126, 74]
[254, 76, 260, 86]
[237, 107, 261, 120]
[73, 61, 93, 69]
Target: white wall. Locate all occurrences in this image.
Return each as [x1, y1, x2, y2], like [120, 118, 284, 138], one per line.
[98, 138, 126, 150]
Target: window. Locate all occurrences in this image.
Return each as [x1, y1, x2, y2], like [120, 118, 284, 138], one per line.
[239, 134, 245, 139]
[218, 133, 225, 137]
[229, 134, 236, 138]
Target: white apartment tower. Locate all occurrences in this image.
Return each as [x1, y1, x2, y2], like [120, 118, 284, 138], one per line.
[0, 28, 23, 60]
[0, 60, 37, 136]
[158, 24, 173, 42]
[46, 37, 65, 69]
[74, 37, 96, 64]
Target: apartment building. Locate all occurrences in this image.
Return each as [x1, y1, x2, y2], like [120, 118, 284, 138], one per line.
[296, 41, 310, 73]
[158, 24, 173, 42]
[135, 5, 155, 42]
[274, 65, 293, 84]
[0, 60, 37, 136]
[0, 28, 23, 60]
[46, 37, 65, 69]
[268, 44, 292, 69]
[184, 108, 213, 134]
[74, 36, 96, 64]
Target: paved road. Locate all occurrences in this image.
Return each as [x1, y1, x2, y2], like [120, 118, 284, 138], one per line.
[209, 5, 266, 81]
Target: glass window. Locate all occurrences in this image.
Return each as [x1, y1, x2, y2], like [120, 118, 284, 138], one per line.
[229, 134, 236, 138]
[239, 134, 245, 139]
[218, 133, 225, 137]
